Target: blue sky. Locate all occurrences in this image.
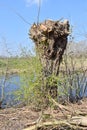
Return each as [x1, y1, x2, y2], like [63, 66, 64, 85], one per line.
[0, 0, 87, 56]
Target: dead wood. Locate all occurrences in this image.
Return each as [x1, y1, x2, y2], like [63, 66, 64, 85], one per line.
[23, 119, 87, 130]
[69, 116, 87, 127]
[51, 98, 72, 112]
[29, 19, 70, 76]
[23, 120, 71, 130]
[29, 19, 70, 99]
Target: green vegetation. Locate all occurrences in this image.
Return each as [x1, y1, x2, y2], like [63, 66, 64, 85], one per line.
[0, 57, 33, 74]
[4, 53, 84, 108]
[0, 46, 87, 108]
[13, 55, 46, 108]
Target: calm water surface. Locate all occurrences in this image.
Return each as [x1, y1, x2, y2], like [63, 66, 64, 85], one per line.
[0, 75, 20, 108]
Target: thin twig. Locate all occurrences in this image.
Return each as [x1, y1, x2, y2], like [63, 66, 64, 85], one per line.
[37, 0, 41, 24]
[0, 4, 31, 25]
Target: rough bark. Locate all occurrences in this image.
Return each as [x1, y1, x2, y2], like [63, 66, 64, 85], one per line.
[29, 19, 70, 99]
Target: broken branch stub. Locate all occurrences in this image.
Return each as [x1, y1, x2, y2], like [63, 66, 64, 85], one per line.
[29, 19, 70, 76]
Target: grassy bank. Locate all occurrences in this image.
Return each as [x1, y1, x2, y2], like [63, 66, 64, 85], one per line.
[0, 57, 33, 75]
[0, 56, 87, 73]
[0, 55, 87, 75]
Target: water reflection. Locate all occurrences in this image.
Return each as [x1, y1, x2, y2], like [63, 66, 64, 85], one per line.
[0, 73, 87, 108]
[0, 75, 20, 108]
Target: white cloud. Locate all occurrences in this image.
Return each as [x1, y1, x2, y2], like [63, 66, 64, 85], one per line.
[25, 0, 44, 6]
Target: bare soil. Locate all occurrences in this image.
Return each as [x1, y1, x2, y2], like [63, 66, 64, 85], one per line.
[0, 98, 87, 130]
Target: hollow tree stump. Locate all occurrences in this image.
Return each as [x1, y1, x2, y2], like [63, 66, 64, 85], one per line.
[29, 19, 70, 99]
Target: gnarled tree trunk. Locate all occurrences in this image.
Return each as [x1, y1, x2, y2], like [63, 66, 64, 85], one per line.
[29, 19, 70, 99]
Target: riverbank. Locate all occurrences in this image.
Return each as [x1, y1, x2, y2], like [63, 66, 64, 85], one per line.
[0, 68, 28, 75]
[0, 56, 87, 129]
[0, 56, 87, 75]
[0, 98, 87, 130]
[0, 57, 31, 75]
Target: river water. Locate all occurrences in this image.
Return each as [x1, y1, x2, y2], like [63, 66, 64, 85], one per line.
[0, 75, 20, 108]
[0, 74, 87, 108]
